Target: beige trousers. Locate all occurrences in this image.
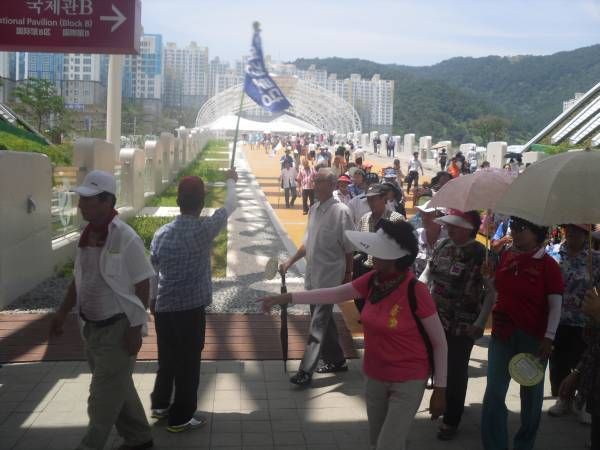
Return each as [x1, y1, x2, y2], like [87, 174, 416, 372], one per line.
[77, 317, 152, 450]
[365, 376, 426, 450]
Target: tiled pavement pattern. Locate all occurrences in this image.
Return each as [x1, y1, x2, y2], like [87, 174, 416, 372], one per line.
[0, 340, 590, 450]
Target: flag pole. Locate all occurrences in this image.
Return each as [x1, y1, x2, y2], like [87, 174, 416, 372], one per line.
[230, 89, 245, 169]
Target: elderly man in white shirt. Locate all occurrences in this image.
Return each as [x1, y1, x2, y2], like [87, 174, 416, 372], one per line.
[279, 159, 298, 208]
[280, 168, 355, 386]
[50, 170, 155, 450]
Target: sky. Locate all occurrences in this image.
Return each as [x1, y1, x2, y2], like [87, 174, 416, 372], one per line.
[141, 0, 600, 66]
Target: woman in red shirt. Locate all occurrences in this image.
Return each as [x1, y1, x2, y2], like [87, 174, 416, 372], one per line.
[259, 220, 448, 450]
[481, 216, 564, 450]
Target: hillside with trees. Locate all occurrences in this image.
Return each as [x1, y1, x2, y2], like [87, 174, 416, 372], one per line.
[294, 44, 600, 144]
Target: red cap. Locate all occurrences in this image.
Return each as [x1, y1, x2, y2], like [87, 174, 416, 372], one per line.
[338, 174, 351, 184]
[178, 176, 204, 199]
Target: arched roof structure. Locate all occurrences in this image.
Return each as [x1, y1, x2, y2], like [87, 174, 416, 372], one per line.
[196, 75, 362, 135]
[523, 81, 600, 151]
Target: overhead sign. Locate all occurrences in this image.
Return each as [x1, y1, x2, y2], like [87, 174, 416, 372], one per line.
[0, 0, 142, 54]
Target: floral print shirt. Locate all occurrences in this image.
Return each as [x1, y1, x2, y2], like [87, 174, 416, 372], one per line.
[547, 243, 600, 327]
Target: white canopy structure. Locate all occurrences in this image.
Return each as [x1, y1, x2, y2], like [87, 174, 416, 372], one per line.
[196, 75, 362, 135]
[204, 114, 323, 134]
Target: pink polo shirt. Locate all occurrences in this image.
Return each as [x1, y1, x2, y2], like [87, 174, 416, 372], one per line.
[353, 271, 437, 382]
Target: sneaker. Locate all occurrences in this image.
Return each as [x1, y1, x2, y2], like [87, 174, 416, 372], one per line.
[166, 416, 208, 433]
[548, 398, 571, 417]
[151, 408, 169, 420]
[437, 425, 458, 441]
[315, 360, 349, 374]
[117, 440, 153, 450]
[289, 370, 312, 386]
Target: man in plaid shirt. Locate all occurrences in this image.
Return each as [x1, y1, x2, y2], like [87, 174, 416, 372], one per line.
[149, 169, 238, 433]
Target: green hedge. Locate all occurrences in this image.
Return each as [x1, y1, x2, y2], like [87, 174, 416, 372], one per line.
[127, 216, 227, 278]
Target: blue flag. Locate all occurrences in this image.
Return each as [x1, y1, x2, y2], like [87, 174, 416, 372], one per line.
[244, 27, 291, 113]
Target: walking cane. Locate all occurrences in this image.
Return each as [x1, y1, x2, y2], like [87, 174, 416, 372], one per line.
[279, 268, 289, 373]
[264, 257, 289, 372]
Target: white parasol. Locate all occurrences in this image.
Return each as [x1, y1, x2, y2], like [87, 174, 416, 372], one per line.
[428, 169, 516, 212]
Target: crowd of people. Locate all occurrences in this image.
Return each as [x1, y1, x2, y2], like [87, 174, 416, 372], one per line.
[258, 139, 600, 449]
[47, 134, 600, 450]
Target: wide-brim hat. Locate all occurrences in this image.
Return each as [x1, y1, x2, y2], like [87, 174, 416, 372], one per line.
[416, 200, 438, 214]
[434, 210, 474, 230]
[345, 228, 410, 260]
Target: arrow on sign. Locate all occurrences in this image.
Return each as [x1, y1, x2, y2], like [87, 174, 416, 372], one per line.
[100, 4, 126, 32]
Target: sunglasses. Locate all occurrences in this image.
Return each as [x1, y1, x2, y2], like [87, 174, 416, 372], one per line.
[510, 221, 529, 233]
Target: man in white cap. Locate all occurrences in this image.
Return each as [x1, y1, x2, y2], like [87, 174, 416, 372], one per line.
[50, 170, 155, 450]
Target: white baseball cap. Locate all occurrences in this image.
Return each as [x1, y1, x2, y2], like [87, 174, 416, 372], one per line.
[72, 170, 117, 197]
[345, 228, 410, 260]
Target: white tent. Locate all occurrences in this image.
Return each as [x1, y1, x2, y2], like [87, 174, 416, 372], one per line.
[205, 114, 322, 134]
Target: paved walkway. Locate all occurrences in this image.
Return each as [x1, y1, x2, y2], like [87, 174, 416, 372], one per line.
[0, 141, 590, 449]
[0, 340, 590, 449]
[0, 313, 356, 363]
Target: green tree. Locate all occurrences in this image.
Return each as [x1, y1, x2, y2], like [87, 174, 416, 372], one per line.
[12, 78, 65, 134]
[468, 115, 510, 144]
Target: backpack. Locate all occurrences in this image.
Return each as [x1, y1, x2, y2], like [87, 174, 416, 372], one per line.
[407, 278, 435, 389]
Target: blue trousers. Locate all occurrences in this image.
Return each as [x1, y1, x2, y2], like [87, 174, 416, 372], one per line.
[481, 330, 546, 450]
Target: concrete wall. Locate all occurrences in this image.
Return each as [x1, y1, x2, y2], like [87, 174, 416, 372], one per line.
[0, 128, 212, 308]
[120, 148, 146, 212]
[0, 152, 53, 308]
[73, 138, 116, 185]
[159, 132, 175, 183]
[487, 141, 508, 169]
[522, 151, 547, 166]
[403, 133, 415, 154]
[419, 136, 432, 160]
[144, 140, 164, 195]
[361, 133, 369, 149]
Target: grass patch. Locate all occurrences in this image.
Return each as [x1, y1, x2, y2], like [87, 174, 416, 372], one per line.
[149, 140, 229, 207]
[146, 185, 225, 207]
[131, 140, 230, 278]
[0, 120, 72, 165]
[126, 216, 227, 278]
[127, 216, 173, 249]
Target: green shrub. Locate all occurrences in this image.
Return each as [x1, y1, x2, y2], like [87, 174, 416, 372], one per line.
[126, 216, 227, 278]
[127, 216, 172, 249]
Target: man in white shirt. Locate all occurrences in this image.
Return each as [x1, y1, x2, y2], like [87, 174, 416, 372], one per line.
[50, 170, 155, 450]
[279, 160, 298, 208]
[280, 168, 355, 386]
[406, 152, 424, 195]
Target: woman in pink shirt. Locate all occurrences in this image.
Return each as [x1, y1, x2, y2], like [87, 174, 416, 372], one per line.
[259, 220, 448, 450]
[296, 158, 316, 215]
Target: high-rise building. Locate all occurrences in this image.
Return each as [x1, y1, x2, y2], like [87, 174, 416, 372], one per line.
[207, 57, 230, 98]
[15, 52, 64, 82]
[62, 53, 101, 82]
[267, 64, 393, 131]
[10, 52, 104, 106]
[0, 52, 11, 79]
[122, 34, 163, 100]
[163, 41, 209, 109]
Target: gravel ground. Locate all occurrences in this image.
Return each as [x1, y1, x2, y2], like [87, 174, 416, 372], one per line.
[1, 273, 308, 315]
